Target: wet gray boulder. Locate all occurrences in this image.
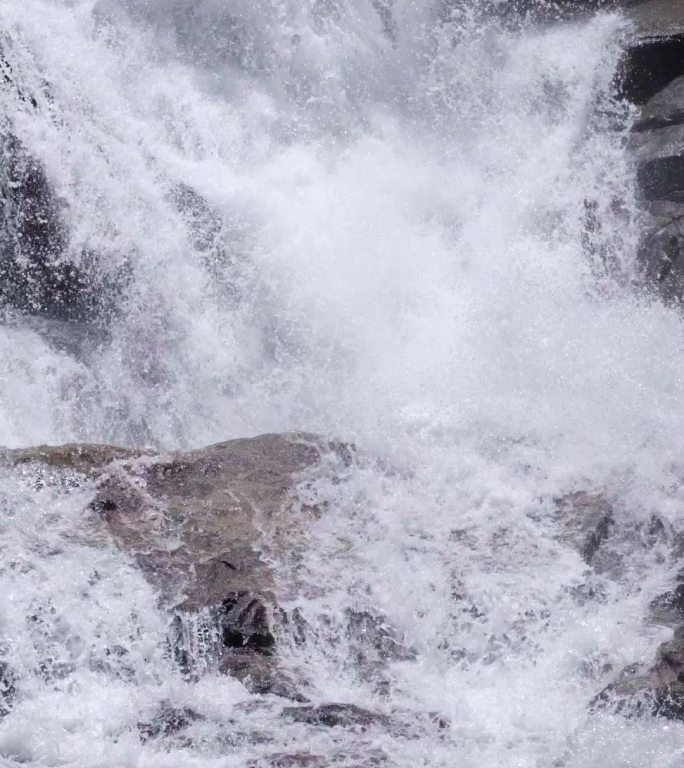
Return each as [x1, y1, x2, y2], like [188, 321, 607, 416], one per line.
[281, 703, 391, 730]
[137, 703, 203, 742]
[0, 661, 15, 717]
[634, 75, 684, 131]
[2, 434, 415, 716]
[0, 132, 118, 324]
[593, 634, 684, 719]
[446, 0, 639, 25]
[554, 491, 615, 565]
[3, 433, 338, 699]
[620, 4, 684, 106]
[587, 500, 684, 720]
[626, 0, 684, 41]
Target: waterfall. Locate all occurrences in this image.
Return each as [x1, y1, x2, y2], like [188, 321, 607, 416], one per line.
[1, 1, 684, 766]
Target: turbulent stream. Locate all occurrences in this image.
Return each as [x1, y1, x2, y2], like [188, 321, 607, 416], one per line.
[2, 1, 684, 766]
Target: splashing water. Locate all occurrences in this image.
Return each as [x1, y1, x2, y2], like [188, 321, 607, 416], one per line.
[2, 1, 684, 766]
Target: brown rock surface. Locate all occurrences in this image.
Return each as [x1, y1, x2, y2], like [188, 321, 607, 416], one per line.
[2, 433, 338, 698]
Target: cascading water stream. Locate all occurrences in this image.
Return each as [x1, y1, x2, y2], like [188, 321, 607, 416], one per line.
[2, 1, 684, 766]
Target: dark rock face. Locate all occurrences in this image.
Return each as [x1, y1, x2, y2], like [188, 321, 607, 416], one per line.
[221, 592, 276, 652]
[0, 661, 15, 717]
[552, 486, 684, 722]
[619, 35, 684, 106]
[0, 135, 109, 323]
[632, 200, 684, 299]
[443, 0, 638, 26]
[344, 608, 417, 673]
[634, 76, 684, 132]
[650, 583, 684, 624]
[170, 183, 244, 302]
[637, 155, 684, 202]
[0, 51, 126, 327]
[590, 512, 684, 719]
[621, 2, 684, 301]
[593, 636, 684, 719]
[626, 0, 684, 41]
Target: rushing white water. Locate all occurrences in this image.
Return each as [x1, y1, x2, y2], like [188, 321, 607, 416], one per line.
[3, 0, 684, 766]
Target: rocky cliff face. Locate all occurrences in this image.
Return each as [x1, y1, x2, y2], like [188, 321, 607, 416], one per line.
[0, 435, 415, 720]
[623, 1, 684, 299]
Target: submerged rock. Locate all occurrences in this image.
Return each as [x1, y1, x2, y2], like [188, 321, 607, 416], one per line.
[626, 0, 684, 43]
[618, 1, 684, 301]
[447, 0, 640, 26]
[281, 703, 390, 730]
[3, 443, 137, 474]
[137, 703, 203, 742]
[254, 755, 326, 768]
[92, 433, 331, 697]
[593, 634, 684, 719]
[554, 491, 614, 565]
[0, 50, 127, 329]
[85, 434, 325, 612]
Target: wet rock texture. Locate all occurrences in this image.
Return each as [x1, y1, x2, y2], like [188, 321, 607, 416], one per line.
[281, 703, 391, 730]
[554, 491, 615, 565]
[552, 487, 684, 719]
[3, 434, 329, 700]
[0, 47, 127, 329]
[599, 533, 684, 719]
[623, 1, 684, 300]
[592, 635, 684, 719]
[0, 133, 112, 323]
[0, 432, 417, 746]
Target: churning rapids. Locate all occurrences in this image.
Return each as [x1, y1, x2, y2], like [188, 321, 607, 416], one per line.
[3, 1, 684, 766]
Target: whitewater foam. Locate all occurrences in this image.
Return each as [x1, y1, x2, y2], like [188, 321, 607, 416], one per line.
[1, 1, 684, 766]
